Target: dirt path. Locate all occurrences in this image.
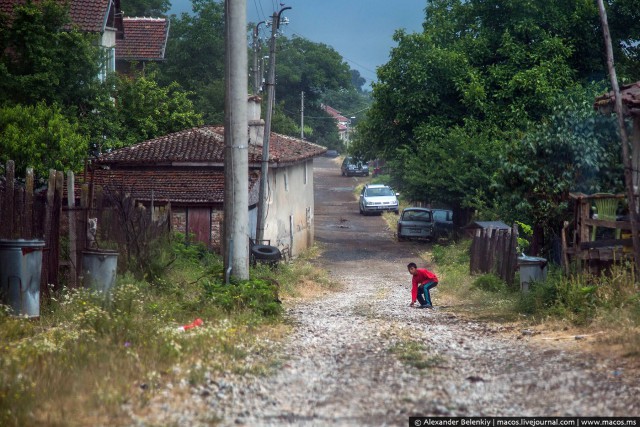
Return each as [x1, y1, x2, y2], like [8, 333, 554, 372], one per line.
[132, 157, 639, 426]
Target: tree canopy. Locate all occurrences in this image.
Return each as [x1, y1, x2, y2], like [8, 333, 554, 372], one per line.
[355, 0, 640, 238]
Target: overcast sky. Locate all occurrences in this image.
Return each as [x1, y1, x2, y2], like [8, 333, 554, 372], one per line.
[168, 0, 426, 88]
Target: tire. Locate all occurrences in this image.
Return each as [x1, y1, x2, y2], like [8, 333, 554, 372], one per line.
[251, 244, 281, 261]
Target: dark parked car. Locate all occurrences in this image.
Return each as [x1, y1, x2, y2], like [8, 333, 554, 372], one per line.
[397, 207, 434, 241]
[432, 209, 453, 237]
[341, 156, 369, 177]
[324, 149, 340, 158]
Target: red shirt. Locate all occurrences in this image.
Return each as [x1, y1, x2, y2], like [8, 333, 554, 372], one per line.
[411, 268, 438, 303]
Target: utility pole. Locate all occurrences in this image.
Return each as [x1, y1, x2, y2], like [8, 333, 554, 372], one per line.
[223, 0, 249, 281]
[597, 0, 640, 273]
[252, 21, 265, 94]
[300, 91, 304, 139]
[256, 6, 291, 242]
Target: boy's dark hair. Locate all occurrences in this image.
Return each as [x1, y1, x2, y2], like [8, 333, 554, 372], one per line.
[407, 262, 417, 269]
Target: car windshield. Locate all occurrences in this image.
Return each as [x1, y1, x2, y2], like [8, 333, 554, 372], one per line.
[402, 210, 432, 222]
[366, 187, 394, 197]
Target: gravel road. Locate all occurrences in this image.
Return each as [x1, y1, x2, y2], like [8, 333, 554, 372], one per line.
[133, 157, 639, 426]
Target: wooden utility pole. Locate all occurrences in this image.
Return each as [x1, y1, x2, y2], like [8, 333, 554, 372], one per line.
[596, 0, 640, 272]
[252, 21, 265, 94]
[223, 0, 249, 280]
[256, 6, 291, 243]
[300, 91, 305, 139]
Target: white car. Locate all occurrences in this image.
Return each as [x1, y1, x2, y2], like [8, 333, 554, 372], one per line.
[359, 184, 399, 215]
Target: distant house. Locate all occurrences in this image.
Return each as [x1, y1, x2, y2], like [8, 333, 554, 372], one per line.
[321, 104, 351, 144]
[0, 0, 124, 80]
[90, 97, 327, 257]
[1, 1, 169, 79]
[115, 17, 169, 75]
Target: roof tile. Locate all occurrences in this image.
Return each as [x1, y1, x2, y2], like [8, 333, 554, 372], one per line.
[94, 126, 327, 166]
[116, 17, 169, 61]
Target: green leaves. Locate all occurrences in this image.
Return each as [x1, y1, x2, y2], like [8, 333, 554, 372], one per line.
[0, 103, 88, 178]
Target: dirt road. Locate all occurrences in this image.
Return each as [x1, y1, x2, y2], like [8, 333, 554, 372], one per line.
[134, 157, 639, 426]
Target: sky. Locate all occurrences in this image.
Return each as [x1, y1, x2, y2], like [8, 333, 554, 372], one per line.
[168, 0, 427, 88]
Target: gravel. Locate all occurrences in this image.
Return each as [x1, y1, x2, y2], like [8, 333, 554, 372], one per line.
[129, 158, 639, 426]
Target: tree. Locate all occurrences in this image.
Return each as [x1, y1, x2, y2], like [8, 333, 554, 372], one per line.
[0, 0, 103, 114]
[267, 35, 352, 144]
[121, 0, 170, 17]
[80, 72, 203, 154]
[357, 0, 638, 225]
[159, 0, 226, 124]
[0, 103, 88, 178]
[493, 85, 623, 253]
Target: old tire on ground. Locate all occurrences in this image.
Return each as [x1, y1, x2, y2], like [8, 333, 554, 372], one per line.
[251, 244, 281, 261]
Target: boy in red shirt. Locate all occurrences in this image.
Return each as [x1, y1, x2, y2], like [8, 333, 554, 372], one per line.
[407, 262, 438, 309]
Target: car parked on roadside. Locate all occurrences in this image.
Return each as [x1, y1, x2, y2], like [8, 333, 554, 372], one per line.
[341, 156, 369, 177]
[359, 183, 399, 215]
[397, 207, 435, 241]
[432, 209, 454, 237]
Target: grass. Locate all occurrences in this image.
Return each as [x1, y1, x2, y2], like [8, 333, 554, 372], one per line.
[389, 339, 447, 371]
[424, 240, 640, 357]
[0, 235, 336, 426]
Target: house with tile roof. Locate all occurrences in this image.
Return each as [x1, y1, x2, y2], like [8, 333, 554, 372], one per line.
[1, 1, 168, 80]
[91, 97, 327, 257]
[321, 104, 351, 145]
[0, 0, 124, 80]
[115, 17, 169, 75]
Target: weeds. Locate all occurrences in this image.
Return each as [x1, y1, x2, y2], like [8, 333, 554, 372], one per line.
[0, 234, 326, 426]
[429, 242, 640, 355]
[390, 340, 446, 371]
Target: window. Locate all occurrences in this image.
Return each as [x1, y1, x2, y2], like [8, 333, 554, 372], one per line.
[99, 47, 115, 82]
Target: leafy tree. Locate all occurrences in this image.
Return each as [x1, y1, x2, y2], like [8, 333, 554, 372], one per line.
[0, 0, 103, 114]
[357, 0, 639, 233]
[493, 85, 623, 252]
[82, 72, 203, 154]
[268, 35, 352, 144]
[122, 0, 170, 17]
[159, 0, 225, 124]
[0, 103, 88, 178]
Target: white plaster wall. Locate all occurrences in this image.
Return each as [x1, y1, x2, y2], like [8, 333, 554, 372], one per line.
[263, 160, 315, 257]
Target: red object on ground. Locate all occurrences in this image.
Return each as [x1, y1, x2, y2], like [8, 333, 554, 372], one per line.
[180, 318, 203, 331]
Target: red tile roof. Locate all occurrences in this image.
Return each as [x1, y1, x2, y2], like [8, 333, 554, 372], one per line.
[116, 17, 169, 61]
[594, 81, 640, 116]
[0, 0, 115, 33]
[93, 126, 327, 167]
[90, 168, 261, 205]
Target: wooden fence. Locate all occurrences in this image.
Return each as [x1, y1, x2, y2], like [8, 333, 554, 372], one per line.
[1, 160, 170, 297]
[469, 224, 519, 285]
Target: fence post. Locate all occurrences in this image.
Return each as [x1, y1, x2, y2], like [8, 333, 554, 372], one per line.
[67, 171, 77, 287]
[2, 160, 15, 238]
[25, 168, 34, 238]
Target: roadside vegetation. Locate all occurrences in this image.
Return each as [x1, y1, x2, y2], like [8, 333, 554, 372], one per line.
[0, 236, 334, 427]
[423, 241, 640, 358]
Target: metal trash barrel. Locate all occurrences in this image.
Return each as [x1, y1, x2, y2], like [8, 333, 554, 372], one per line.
[0, 239, 45, 317]
[517, 255, 548, 292]
[82, 249, 119, 295]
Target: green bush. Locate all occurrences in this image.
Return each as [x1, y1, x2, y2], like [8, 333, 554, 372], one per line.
[203, 278, 283, 318]
[472, 274, 509, 293]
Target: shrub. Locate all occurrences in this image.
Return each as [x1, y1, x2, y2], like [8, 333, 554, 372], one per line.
[203, 278, 283, 318]
[472, 274, 509, 293]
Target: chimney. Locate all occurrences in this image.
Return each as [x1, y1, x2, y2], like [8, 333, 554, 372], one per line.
[248, 95, 264, 146]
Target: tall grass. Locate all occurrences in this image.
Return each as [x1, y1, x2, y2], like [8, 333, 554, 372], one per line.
[429, 241, 640, 355]
[0, 235, 332, 426]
